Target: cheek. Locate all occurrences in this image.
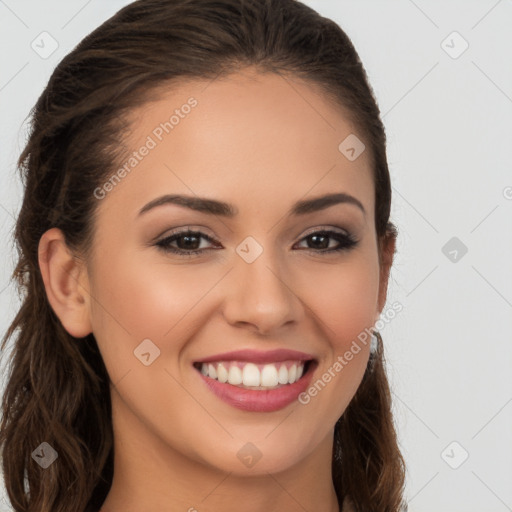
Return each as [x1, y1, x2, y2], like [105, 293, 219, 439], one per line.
[296, 260, 378, 422]
[88, 254, 220, 357]
[94, 258, 216, 340]
[309, 254, 379, 409]
[302, 255, 380, 348]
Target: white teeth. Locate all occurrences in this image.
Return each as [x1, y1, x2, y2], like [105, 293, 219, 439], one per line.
[242, 363, 260, 386]
[208, 363, 217, 380]
[260, 364, 279, 387]
[198, 360, 307, 388]
[288, 364, 297, 384]
[278, 364, 288, 384]
[228, 365, 243, 385]
[217, 362, 229, 383]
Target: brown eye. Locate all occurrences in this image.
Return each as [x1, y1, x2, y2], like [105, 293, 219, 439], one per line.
[155, 230, 219, 256]
[295, 230, 358, 252]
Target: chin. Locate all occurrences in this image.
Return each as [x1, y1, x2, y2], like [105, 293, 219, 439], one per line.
[194, 434, 312, 476]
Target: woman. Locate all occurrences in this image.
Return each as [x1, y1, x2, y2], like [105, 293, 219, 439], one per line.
[0, 0, 406, 510]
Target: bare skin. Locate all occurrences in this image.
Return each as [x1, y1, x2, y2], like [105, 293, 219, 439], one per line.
[38, 67, 394, 512]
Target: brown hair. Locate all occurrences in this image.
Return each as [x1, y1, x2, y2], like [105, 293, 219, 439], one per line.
[0, 0, 406, 510]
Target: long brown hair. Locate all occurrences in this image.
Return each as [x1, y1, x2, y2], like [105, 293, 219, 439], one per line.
[0, 0, 406, 510]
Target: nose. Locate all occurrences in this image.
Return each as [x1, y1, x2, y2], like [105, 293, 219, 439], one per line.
[222, 247, 304, 335]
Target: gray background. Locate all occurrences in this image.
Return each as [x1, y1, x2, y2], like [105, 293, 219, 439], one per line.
[1, 1, 511, 511]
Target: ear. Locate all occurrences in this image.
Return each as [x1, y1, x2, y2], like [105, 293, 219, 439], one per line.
[38, 227, 92, 338]
[375, 231, 396, 322]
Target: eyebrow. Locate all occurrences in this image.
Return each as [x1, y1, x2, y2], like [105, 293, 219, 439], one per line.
[137, 192, 366, 218]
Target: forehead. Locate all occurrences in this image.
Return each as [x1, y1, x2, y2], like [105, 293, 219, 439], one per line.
[98, 69, 374, 222]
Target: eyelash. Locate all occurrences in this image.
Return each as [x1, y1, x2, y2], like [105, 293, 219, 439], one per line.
[154, 227, 359, 257]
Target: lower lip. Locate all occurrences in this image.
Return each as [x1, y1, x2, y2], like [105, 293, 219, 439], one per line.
[195, 362, 317, 412]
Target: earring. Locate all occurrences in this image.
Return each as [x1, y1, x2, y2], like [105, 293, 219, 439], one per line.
[369, 330, 380, 355]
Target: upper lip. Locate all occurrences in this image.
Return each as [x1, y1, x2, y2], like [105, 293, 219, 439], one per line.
[194, 348, 316, 365]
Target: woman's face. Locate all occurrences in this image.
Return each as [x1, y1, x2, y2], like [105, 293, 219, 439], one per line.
[82, 68, 391, 475]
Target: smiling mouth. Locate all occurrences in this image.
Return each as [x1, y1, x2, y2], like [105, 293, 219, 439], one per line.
[192, 359, 315, 390]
